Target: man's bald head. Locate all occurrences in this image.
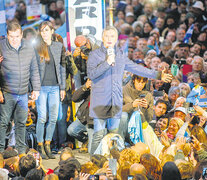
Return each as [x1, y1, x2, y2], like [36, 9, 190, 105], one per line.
[130, 163, 147, 176]
[131, 142, 150, 156]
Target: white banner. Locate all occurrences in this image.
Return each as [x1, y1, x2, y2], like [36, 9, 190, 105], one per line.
[26, 0, 42, 21]
[66, 0, 105, 48]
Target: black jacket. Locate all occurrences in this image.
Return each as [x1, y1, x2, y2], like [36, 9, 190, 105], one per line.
[35, 41, 66, 90]
[0, 39, 40, 94]
[72, 85, 93, 125]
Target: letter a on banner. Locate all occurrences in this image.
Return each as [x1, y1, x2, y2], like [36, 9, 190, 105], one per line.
[65, 0, 106, 50]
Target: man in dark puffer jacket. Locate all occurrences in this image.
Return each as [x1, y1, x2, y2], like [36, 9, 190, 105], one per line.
[0, 20, 40, 156]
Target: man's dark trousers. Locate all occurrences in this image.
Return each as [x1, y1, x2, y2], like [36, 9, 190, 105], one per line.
[0, 92, 28, 154]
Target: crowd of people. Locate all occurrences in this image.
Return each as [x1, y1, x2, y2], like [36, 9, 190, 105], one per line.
[1, 0, 207, 179]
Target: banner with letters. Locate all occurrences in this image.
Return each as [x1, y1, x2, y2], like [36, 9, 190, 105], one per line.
[65, 0, 105, 50]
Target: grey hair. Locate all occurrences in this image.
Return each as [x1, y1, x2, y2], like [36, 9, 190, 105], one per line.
[168, 86, 180, 96]
[160, 39, 172, 48]
[187, 72, 200, 79]
[102, 26, 118, 38]
[176, 28, 185, 34]
[178, 83, 191, 95]
[192, 56, 204, 70]
[174, 97, 186, 108]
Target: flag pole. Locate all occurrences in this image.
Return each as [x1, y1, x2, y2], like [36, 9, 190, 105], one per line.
[109, 0, 114, 26]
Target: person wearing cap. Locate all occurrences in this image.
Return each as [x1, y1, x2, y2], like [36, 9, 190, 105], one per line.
[174, 107, 187, 122]
[146, 49, 157, 59]
[125, 12, 135, 25]
[87, 26, 173, 154]
[190, 1, 206, 24]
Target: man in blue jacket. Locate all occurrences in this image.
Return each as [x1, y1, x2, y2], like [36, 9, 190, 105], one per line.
[87, 26, 173, 154]
[0, 20, 40, 156]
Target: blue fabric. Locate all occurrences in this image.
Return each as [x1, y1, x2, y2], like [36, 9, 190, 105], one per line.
[0, 0, 6, 36]
[57, 101, 63, 120]
[128, 111, 144, 144]
[36, 86, 60, 143]
[121, 39, 129, 56]
[22, 14, 52, 30]
[187, 85, 206, 105]
[204, 125, 207, 134]
[56, 23, 66, 39]
[188, 82, 194, 89]
[87, 43, 159, 119]
[90, 118, 120, 154]
[67, 118, 87, 143]
[183, 24, 194, 43]
[155, 41, 160, 55]
[94, 118, 120, 133]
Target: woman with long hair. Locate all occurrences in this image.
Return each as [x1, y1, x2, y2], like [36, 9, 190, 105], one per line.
[35, 21, 66, 159]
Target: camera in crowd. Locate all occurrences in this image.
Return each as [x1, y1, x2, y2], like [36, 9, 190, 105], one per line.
[74, 35, 92, 84]
[80, 45, 90, 56]
[177, 58, 186, 66]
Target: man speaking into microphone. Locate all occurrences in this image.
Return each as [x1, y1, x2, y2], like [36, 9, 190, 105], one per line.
[87, 26, 173, 154]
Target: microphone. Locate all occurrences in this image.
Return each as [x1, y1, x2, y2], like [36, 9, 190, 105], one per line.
[107, 47, 115, 66]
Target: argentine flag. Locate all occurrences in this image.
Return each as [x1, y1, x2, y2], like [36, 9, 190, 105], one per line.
[186, 85, 206, 105]
[55, 23, 67, 49]
[183, 24, 194, 44]
[0, 0, 6, 36]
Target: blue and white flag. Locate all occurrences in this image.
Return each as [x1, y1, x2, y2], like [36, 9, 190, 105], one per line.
[155, 40, 160, 55]
[0, 0, 7, 36]
[55, 23, 67, 49]
[128, 111, 144, 144]
[22, 14, 53, 30]
[183, 24, 194, 44]
[121, 39, 129, 56]
[186, 85, 206, 105]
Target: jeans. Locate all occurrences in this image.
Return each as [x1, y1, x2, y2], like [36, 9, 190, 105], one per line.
[86, 126, 94, 154]
[67, 118, 88, 143]
[118, 112, 129, 140]
[53, 103, 69, 147]
[67, 119, 94, 153]
[0, 92, 28, 154]
[90, 118, 120, 154]
[36, 86, 60, 143]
